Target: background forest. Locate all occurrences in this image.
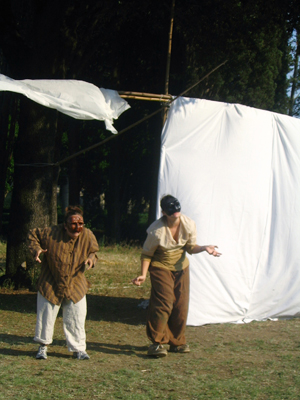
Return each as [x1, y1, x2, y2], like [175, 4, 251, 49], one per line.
[0, 0, 299, 286]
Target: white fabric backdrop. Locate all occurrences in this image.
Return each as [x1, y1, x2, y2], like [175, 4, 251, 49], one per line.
[0, 74, 130, 133]
[157, 97, 300, 326]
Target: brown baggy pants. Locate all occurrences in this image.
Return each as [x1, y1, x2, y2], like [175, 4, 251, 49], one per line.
[146, 266, 190, 346]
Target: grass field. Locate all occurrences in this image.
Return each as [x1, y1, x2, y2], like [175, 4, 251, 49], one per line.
[0, 243, 300, 399]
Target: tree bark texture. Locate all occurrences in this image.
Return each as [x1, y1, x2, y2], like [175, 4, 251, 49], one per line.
[6, 99, 60, 278]
[0, 93, 18, 235]
[289, 30, 300, 116]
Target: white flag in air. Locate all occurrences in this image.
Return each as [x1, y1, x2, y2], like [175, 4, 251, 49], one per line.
[0, 74, 130, 133]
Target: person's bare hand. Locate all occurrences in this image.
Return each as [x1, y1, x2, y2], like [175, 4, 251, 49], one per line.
[206, 245, 222, 257]
[85, 258, 94, 270]
[131, 275, 146, 286]
[35, 249, 47, 263]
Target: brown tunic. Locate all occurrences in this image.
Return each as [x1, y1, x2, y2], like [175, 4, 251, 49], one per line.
[27, 225, 99, 305]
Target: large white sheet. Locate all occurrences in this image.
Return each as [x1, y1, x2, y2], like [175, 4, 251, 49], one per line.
[157, 97, 300, 326]
[0, 74, 130, 133]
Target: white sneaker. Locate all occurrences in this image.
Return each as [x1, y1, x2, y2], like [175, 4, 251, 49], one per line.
[36, 346, 47, 359]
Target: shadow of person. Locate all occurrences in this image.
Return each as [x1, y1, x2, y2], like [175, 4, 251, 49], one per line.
[87, 341, 149, 358]
[86, 294, 148, 325]
[0, 293, 148, 326]
[0, 333, 150, 358]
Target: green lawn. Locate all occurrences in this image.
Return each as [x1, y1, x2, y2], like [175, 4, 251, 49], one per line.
[0, 244, 300, 399]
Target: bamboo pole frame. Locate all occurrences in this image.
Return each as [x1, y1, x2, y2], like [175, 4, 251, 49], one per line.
[119, 0, 175, 110]
[165, 0, 175, 96]
[56, 60, 227, 166]
[163, 0, 176, 123]
[14, 0, 227, 169]
[119, 91, 172, 102]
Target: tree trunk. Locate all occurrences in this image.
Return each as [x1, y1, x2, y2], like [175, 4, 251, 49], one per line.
[148, 114, 163, 226]
[289, 30, 299, 116]
[0, 94, 18, 236]
[5, 99, 60, 284]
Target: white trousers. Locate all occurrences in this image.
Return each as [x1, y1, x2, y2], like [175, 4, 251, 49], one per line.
[34, 292, 87, 352]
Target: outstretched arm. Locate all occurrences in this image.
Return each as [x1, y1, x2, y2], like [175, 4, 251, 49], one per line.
[192, 245, 221, 257]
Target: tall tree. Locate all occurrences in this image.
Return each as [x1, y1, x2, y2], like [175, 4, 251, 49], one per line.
[0, 0, 112, 281]
[288, 30, 300, 116]
[0, 51, 18, 236]
[0, 0, 298, 286]
[6, 100, 60, 280]
[287, 0, 300, 116]
[172, 0, 292, 112]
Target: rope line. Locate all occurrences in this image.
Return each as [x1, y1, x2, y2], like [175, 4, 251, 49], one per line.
[15, 60, 227, 167]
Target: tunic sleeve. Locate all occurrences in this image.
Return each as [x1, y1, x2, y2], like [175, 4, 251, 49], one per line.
[27, 228, 47, 257]
[86, 229, 99, 267]
[141, 231, 160, 261]
[184, 219, 197, 254]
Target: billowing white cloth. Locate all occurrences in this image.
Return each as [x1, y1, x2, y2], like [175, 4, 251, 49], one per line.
[0, 74, 130, 133]
[157, 97, 300, 326]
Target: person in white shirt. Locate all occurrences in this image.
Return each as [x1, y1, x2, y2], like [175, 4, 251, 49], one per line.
[132, 195, 221, 357]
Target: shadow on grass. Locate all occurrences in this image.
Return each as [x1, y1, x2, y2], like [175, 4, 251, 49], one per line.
[88, 342, 149, 357]
[0, 293, 148, 325]
[0, 333, 34, 345]
[0, 334, 66, 346]
[0, 334, 68, 358]
[0, 346, 149, 359]
[0, 333, 149, 358]
[87, 294, 147, 325]
[0, 348, 71, 358]
[0, 292, 36, 313]
[0, 347, 149, 362]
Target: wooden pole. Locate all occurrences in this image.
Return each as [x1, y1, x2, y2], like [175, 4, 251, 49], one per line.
[163, 0, 175, 124]
[119, 91, 172, 102]
[55, 60, 227, 167]
[165, 0, 175, 96]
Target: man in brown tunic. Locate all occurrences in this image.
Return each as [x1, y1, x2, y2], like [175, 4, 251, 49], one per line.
[27, 206, 99, 360]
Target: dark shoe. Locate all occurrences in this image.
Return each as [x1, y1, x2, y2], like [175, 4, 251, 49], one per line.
[36, 345, 47, 359]
[147, 344, 168, 357]
[73, 351, 90, 360]
[169, 344, 190, 353]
